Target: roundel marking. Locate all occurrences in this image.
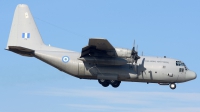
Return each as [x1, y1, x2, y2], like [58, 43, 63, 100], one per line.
[62, 56, 69, 63]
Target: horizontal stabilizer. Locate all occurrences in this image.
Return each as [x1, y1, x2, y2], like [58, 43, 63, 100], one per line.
[8, 46, 34, 57]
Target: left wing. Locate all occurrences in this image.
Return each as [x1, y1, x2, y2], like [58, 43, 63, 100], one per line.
[80, 38, 116, 57]
[88, 38, 115, 51]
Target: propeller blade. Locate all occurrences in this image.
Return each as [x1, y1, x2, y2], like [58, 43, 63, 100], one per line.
[130, 40, 140, 69]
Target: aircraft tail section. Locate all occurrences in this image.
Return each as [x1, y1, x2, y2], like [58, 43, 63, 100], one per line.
[6, 4, 44, 56]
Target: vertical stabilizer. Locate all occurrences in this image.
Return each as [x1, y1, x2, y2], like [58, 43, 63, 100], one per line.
[6, 4, 44, 51]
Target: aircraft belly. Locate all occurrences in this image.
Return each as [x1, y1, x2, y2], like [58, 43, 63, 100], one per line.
[81, 64, 138, 80]
[137, 68, 161, 81]
[76, 62, 97, 78]
[135, 57, 180, 83]
[158, 67, 179, 82]
[76, 57, 183, 83]
[34, 51, 79, 76]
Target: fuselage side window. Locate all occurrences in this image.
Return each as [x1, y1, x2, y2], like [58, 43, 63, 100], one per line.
[179, 68, 181, 72]
[179, 68, 184, 72]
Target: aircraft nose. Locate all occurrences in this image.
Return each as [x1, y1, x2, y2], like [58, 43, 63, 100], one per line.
[185, 70, 197, 81]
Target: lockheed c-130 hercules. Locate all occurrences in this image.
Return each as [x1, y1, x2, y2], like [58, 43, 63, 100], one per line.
[6, 4, 197, 90]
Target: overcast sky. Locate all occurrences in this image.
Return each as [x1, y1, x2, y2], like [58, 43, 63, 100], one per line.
[0, 0, 200, 112]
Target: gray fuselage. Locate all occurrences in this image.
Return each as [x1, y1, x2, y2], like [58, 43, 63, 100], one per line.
[7, 4, 197, 89]
[34, 47, 196, 84]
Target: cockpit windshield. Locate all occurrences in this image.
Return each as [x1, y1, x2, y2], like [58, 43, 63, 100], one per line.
[176, 61, 188, 70]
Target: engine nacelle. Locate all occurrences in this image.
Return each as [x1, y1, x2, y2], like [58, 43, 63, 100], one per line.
[114, 48, 131, 58]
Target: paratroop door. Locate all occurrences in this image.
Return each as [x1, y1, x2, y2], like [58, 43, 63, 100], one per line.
[78, 62, 85, 75]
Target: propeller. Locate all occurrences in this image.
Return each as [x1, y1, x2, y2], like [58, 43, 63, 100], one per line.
[130, 40, 140, 68]
[134, 45, 140, 63]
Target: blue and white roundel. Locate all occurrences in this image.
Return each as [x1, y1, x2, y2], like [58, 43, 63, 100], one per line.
[62, 56, 69, 63]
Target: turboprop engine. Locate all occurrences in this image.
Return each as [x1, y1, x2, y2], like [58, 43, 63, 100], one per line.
[114, 46, 140, 64]
[114, 48, 132, 58]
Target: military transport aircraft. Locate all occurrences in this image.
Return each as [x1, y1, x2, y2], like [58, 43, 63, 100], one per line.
[6, 4, 197, 90]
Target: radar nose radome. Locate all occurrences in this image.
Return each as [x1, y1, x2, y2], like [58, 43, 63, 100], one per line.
[185, 70, 197, 81]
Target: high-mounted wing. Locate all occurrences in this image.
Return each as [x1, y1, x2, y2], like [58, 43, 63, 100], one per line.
[89, 38, 115, 51]
[80, 38, 116, 57]
[79, 38, 141, 66]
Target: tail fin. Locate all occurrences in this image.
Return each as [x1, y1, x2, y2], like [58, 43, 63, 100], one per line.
[6, 4, 44, 56]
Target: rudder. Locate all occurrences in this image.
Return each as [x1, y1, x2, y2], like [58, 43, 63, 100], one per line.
[6, 4, 44, 56]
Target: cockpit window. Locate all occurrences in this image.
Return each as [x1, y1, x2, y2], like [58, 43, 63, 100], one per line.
[176, 61, 188, 70]
[176, 61, 180, 66]
[176, 61, 184, 66]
